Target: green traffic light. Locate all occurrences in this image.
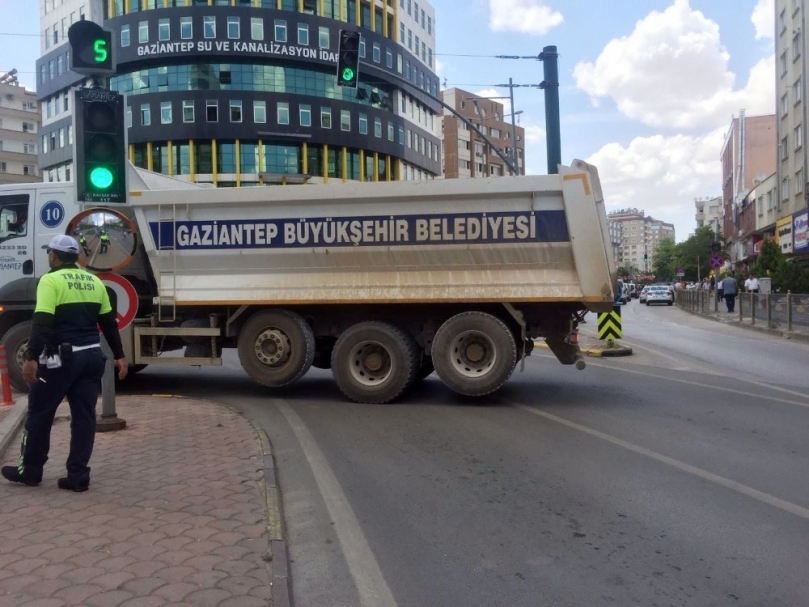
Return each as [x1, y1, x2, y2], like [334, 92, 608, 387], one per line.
[89, 166, 114, 190]
[341, 67, 355, 82]
[93, 39, 108, 63]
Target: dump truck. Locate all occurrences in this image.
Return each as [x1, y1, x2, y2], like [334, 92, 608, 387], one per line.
[0, 159, 615, 403]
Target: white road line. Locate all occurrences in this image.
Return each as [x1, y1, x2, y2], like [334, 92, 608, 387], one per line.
[582, 359, 809, 409]
[275, 400, 399, 607]
[517, 405, 809, 520]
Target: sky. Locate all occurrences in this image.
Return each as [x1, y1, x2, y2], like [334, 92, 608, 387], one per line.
[0, 0, 776, 241]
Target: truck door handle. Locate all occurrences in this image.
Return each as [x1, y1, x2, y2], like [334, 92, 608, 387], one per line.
[23, 260, 33, 275]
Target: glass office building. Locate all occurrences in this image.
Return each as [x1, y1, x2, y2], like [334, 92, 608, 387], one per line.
[36, 0, 440, 185]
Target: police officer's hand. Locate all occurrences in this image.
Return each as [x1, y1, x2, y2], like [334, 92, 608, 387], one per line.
[115, 358, 128, 381]
[22, 360, 38, 385]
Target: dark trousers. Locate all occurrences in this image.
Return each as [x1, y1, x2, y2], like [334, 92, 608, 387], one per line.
[724, 294, 736, 313]
[18, 348, 106, 484]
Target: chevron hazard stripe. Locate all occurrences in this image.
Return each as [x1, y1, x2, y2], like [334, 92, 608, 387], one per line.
[597, 306, 622, 340]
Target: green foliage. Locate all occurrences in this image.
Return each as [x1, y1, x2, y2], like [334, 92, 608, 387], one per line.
[751, 239, 782, 277]
[748, 238, 809, 292]
[616, 266, 630, 278]
[652, 237, 677, 281]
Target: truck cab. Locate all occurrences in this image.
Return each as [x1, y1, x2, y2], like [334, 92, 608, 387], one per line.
[0, 183, 83, 387]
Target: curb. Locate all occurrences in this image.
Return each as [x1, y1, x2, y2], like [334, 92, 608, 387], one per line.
[532, 341, 632, 358]
[252, 422, 293, 607]
[0, 396, 27, 461]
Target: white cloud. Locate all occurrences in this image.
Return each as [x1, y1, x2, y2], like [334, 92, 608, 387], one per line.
[584, 128, 726, 241]
[473, 88, 512, 116]
[523, 124, 546, 144]
[751, 0, 774, 40]
[488, 0, 563, 36]
[572, 0, 774, 129]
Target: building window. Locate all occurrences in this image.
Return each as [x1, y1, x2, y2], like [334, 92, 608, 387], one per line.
[796, 125, 803, 149]
[204, 16, 216, 39]
[359, 113, 368, 134]
[782, 135, 789, 159]
[385, 49, 393, 69]
[340, 109, 350, 131]
[387, 122, 394, 141]
[797, 168, 804, 195]
[781, 93, 789, 117]
[275, 20, 287, 42]
[230, 100, 243, 122]
[794, 32, 802, 60]
[159, 18, 170, 41]
[228, 16, 240, 39]
[181, 17, 192, 39]
[428, 16, 432, 35]
[121, 24, 130, 47]
[319, 27, 329, 49]
[161, 101, 172, 124]
[321, 107, 331, 129]
[206, 100, 218, 122]
[251, 18, 264, 40]
[183, 100, 194, 123]
[794, 77, 802, 105]
[298, 23, 309, 46]
[277, 102, 289, 125]
[399, 22, 404, 42]
[359, 37, 365, 58]
[254, 100, 266, 123]
[126, 106, 132, 128]
[141, 103, 151, 126]
[781, 51, 788, 75]
[373, 42, 381, 63]
[374, 118, 382, 138]
[782, 176, 790, 200]
[139, 21, 148, 43]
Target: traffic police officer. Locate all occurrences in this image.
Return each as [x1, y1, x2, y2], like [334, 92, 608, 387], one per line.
[1, 235, 128, 492]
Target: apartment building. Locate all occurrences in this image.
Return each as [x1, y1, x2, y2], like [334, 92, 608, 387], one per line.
[608, 208, 675, 274]
[0, 76, 40, 185]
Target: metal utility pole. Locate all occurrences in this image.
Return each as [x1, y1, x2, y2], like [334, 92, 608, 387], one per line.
[508, 78, 519, 175]
[539, 46, 561, 174]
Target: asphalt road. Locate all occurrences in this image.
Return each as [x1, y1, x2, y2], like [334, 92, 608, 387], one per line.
[120, 303, 809, 607]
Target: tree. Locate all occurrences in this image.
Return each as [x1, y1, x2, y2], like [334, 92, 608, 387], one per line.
[674, 226, 716, 282]
[616, 266, 630, 278]
[653, 237, 677, 281]
[751, 239, 782, 277]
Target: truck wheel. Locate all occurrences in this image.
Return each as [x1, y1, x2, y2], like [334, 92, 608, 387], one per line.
[432, 312, 516, 397]
[331, 321, 419, 404]
[1, 321, 31, 393]
[238, 310, 315, 387]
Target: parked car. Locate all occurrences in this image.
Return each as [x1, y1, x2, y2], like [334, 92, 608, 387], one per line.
[639, 285, 650, 303]
[646, 286, 674, 306]
[616, 279, 630, 304]
[627, 282, 638, 298]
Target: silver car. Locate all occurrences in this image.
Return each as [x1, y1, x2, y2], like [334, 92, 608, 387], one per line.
[645, 286, 674, 306]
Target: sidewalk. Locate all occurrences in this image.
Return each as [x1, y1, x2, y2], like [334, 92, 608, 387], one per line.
[0, 395, 282, 607]
[677, 301, 809, 343]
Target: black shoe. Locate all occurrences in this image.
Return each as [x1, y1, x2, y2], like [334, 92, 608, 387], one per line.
[57, 477, 89, 492]
[1, 465, 41, 486]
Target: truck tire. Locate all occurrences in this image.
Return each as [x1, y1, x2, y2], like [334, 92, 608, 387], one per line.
[432, 312, 517, 397]
[331, 321, 419, 404]
[1, 321, 31, 393]
[238, 309, 315, 387]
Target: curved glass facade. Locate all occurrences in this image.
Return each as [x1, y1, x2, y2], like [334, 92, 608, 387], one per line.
[112, 63, 392, 110]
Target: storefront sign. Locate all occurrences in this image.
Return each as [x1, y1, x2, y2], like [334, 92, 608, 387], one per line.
[794, 209, 809, 253]
[777, 216, 793, 254]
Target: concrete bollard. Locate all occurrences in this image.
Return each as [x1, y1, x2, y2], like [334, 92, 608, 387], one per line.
[0, 346, 15, 407]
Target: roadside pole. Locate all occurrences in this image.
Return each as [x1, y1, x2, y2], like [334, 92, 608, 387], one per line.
[97, 337, 126, 432]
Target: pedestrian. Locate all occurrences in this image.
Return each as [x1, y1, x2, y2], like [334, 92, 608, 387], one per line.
[1, 235, 128, 492]
[717, 275, 724, 303]
[748, 275, 760, 294]
[723, 272, 738, 313]
[99, 230, 110, 254]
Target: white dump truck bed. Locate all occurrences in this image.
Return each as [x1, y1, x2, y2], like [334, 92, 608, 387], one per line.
[130, 160, 615, 312]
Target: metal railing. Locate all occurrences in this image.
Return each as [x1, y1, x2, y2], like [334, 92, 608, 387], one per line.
[675, 290, 809, 332]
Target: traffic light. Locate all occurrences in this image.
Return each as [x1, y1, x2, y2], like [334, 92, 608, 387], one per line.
[74, 88, 127, 203]
[337, 30, 361, 88]
[711, 241, 721, 252]
[68, 20, 114, 76]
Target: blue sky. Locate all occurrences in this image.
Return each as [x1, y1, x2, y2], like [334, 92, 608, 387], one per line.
[0, 0, 775, 240]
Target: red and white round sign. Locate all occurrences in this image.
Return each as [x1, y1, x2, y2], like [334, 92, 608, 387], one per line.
[97, 272, 138, 330]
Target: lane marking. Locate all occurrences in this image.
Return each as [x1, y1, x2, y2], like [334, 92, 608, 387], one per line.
[581, 359, 809, 409]
[517, 405, 809, 520]
[275, 400, 399, 607]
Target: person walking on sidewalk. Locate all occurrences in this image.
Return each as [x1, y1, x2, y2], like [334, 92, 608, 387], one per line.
[723, 272, 738, 313]
[1, 235, 128, 492]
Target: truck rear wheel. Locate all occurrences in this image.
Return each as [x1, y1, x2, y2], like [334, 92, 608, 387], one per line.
[432, 312, 517, 397]
[331, 321, 419, 404]
[1, 321, 31, 393]
[238, 309, 315, 387]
